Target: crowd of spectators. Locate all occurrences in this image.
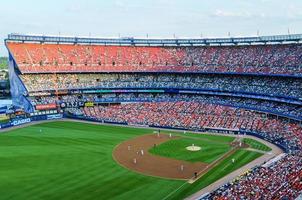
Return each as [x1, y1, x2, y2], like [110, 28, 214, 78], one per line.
[30, 93, 302, 120]
[79, 101, 302, 152]
[204, 153, 302, 200]
[8, 42, 302, 75]
[21, 73, 302, 99]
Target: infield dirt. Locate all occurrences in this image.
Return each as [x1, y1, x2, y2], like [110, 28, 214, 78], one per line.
[113, 133, 211, 180]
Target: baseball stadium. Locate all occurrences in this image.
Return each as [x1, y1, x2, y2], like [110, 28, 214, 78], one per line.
[0, 33, 300, 200]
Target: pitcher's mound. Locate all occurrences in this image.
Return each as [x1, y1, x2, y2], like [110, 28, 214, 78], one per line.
[186, 146, 201, 151]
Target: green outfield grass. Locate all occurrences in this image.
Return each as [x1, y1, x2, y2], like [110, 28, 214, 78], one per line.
[0, 121, 265, 200]
[149, 137, 232, 163]
[165, 131, 236, 143]
[243, 138, 272, 152]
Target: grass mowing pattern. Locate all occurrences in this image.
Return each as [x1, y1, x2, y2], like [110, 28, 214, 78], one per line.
[0, 121, 264, 200]
[243, 138, 272, 152]
[149, 137, 231, 163]
[165, 149, 263, 200]
[161, 131, 235, 143]
[0, 121, 184, 200]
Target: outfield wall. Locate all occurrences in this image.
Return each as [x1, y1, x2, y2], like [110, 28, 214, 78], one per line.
[0, 114, 63, 129]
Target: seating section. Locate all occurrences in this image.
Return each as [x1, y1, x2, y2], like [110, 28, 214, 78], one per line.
[205, 153, 302, 200]
[30, 93, 302, 120]
[7, 42, 302, 75]
[79, 102, 302, 152]
[20, 73, 302, 100]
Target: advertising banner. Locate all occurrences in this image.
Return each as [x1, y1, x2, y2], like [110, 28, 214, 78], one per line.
[46, 114, 63, 120]
[35, 103, 57, 110]
[11, 118, 31, 126]
[84, 102, 94, 107]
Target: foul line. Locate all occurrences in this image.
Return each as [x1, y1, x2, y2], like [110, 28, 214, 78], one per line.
[162, 181, 189, 200]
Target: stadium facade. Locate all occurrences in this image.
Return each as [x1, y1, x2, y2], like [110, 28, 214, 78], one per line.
[5, 33, 302, 115]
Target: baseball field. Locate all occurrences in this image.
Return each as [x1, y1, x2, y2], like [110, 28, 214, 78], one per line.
[0, 121, 270, 200]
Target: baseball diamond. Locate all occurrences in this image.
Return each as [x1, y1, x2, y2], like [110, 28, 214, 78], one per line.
[0, 28, 301, 200]
[0, 120, 281, 200]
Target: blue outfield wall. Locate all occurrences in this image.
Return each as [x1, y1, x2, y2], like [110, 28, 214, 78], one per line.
[0, 114, 63, 129]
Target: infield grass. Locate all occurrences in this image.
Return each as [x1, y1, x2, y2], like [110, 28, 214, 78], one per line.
[243, 138, 272, 152]
[0, 121, 265, 200]
[149, 137, 232, 163]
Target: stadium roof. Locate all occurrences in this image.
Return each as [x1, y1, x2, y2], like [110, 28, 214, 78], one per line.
[5, 33, 302, 46]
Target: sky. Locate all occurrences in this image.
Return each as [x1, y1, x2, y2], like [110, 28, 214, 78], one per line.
[1, 0, 302, 56]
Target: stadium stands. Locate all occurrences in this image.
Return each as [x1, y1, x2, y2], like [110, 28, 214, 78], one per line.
[29, 93, 302, 120]
[76, 102, 302, 152]
[20, 73, 302, 100]
[7, 42, 302, 75]
[204, 153, 302, 200]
